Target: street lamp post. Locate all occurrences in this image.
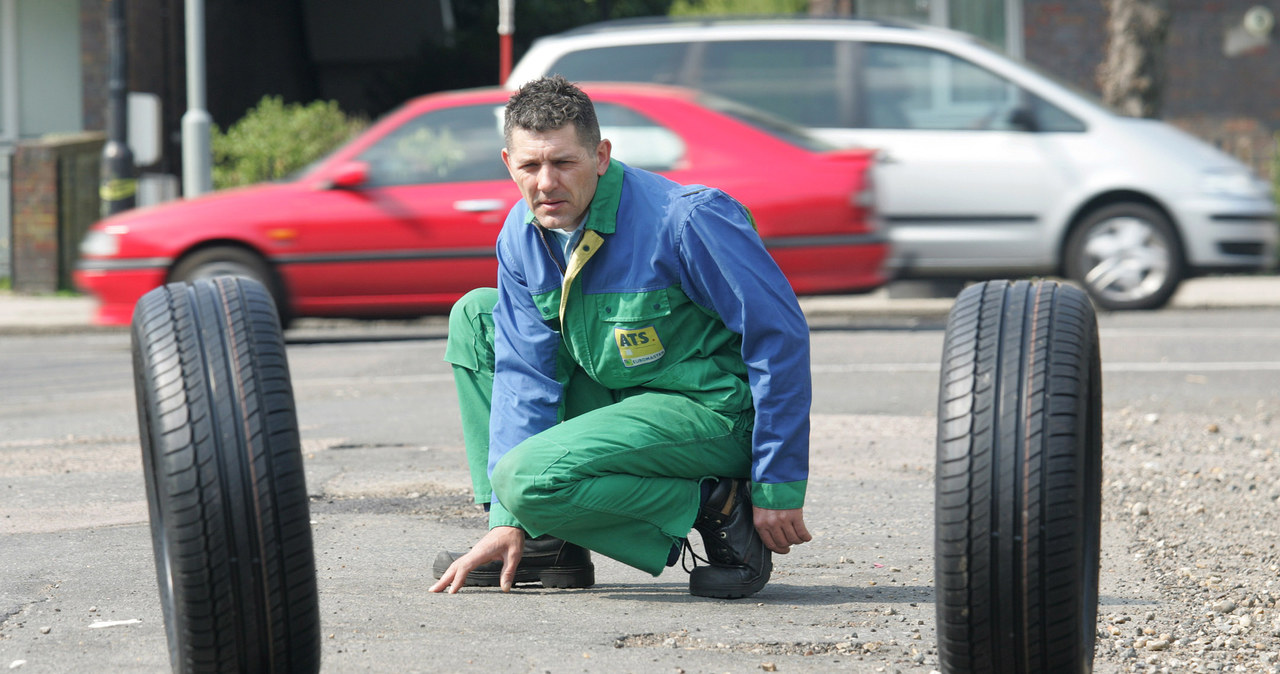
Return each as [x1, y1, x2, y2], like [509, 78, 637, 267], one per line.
[99, 0, 136, 217]
[181, 0, 212, 197]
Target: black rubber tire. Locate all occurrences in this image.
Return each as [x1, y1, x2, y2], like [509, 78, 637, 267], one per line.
[171, 246, 291, 327]
[935, 280, 1103, 674]
[131, 276, 320, 673]
[1064, 202, 1184, 311]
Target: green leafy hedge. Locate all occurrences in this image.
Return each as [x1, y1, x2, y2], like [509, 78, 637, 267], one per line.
[212, 96, 368, 189]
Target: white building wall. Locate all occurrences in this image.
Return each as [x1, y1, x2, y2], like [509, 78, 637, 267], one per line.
[0, 0, 82, 281]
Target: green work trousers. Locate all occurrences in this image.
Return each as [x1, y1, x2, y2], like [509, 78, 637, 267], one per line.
[444, 288, 753, 576]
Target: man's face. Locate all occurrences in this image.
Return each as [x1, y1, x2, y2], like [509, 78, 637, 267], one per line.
[502, 123, 611, 232]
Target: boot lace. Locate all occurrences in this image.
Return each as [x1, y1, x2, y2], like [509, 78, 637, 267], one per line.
[680, 538, 710, 574]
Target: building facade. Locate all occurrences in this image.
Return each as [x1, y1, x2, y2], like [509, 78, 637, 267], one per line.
[1, 0, 1276, 284]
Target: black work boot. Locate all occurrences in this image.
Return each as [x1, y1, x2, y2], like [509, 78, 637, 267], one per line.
[689, 478, 772, 599]
[432, 534, 595, 588]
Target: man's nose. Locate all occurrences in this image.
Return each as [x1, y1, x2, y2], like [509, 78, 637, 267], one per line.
[535, 165, 558, 191]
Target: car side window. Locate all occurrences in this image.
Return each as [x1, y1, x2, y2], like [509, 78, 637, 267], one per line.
[861, 43, 1022, 131]
[546, 43, 690, 84]
[356, 104, 508, 186]
[1030, 94, 1087, 132]
[696, 40, 846, 128]
[595, 102, 685, 172]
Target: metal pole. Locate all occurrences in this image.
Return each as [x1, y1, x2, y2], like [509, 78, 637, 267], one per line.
[100, 0, 136, 216]
[498, 0, 513, 85]
[181, 0, 212, 197]
[1, 0, 17, 144]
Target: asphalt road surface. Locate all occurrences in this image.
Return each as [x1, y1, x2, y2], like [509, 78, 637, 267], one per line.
[2, 307, 1279, 672]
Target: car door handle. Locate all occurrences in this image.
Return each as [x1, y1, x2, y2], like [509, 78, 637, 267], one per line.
[453, 199, 507, 213]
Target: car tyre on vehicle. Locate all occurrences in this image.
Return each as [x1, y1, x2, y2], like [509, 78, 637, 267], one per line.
[935, 279, 1103, 673]
[1065, 202, 1184, 311]
[131, 276, 320, 674]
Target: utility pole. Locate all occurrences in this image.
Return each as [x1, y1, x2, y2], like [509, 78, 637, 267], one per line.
[498, 0, 514, 84]
[100, 0, 136, 217]
[182, 0, 212, 197]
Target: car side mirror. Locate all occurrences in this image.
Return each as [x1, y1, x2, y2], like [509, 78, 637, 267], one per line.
[1009, 106, 1039, 132]
[325, 161, 370, 190]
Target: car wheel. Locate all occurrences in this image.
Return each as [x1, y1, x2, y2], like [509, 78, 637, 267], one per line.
[171, 247, 291, 325]
[131, 277, 320, 673]
[935, 280, 1102, 673]
[1065, 202, 1184, 311]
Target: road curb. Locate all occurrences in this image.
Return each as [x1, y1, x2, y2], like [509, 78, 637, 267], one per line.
[2, 275, 1278, 336]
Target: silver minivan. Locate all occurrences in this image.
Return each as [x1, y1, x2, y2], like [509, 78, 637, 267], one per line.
[508, 17, 1278, 310]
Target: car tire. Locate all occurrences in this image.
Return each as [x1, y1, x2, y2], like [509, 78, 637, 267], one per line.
[131, 277, 320, 674]
[171, 246, 291, 326]
[1064, 202, 1184, 311]
[935, 280, 1102, 673]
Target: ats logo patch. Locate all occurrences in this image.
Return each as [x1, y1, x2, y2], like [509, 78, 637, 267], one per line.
[614, 326, 665, 367]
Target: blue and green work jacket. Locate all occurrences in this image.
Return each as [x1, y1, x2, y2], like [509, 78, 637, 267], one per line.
[488, 159, 811, 517]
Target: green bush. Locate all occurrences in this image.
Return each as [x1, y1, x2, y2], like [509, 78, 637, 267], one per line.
[1273, 131, 1279, 205]
[669, 0, 805, 14]
[212, 96, 368, 189]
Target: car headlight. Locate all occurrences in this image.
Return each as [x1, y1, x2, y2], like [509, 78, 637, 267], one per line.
[1199, 168, 1269, 199]
[80, 229, 122, 257]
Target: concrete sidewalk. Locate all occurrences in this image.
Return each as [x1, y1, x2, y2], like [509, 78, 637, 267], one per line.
[1, 275, 1278, 335]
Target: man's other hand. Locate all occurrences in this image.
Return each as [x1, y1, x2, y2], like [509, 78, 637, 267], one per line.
[753, 507, 812, 554]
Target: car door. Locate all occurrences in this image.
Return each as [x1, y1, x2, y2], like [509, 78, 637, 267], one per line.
[281, 102, 518, 316]
[825, 42, 1074, 275]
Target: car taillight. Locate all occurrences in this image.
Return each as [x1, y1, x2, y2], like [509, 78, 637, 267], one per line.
[850, 165, 878, 230]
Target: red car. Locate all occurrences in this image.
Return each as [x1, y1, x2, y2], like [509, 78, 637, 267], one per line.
[75, 84, 887, 325]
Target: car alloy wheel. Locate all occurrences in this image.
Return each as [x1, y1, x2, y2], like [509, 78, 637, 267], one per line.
[1066, 202, 1183, 311]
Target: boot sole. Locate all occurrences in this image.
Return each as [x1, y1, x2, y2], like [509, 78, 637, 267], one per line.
[688, 572, 769, 599]
[431, 558, 596, 588]
[688, 555, 773, 599]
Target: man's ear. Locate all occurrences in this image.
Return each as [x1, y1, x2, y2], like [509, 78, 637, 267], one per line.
[501, 147, 515, 178]
[596, 139, 612, 176]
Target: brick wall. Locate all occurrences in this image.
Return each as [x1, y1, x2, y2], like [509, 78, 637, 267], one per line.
[1023, 0, 1278, 180]
[11, 134, 105, 293]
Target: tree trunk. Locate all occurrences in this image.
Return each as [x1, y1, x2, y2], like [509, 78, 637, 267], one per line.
[1097, 0, 1171, 118]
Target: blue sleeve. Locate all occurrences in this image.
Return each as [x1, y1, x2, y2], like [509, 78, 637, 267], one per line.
[676, 192, 811, 508]
[487, 228, 564, 527]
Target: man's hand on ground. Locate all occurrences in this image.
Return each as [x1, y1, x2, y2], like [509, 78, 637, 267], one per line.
[428, 526, 526, 594]
[753, 506, 812, 554]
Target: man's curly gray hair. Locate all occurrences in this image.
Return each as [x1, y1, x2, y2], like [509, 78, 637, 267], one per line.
[503, 75, 601, 151]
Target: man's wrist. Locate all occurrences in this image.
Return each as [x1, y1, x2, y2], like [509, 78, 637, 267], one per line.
[751, 479, 807, 510]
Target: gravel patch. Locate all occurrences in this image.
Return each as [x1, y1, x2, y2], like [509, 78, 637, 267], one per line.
[1093, 406, 1280, 673]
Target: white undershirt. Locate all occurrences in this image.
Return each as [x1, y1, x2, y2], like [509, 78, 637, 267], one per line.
[549, 227, 579, 261]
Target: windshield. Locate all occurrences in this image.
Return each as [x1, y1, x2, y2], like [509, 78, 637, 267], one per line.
[696, 93, 837, 152]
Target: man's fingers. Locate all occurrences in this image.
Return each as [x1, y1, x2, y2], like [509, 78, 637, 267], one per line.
[449, 567, 470, 594]
[793, 519, 814, 545]
[430, 565, 462, 594]
[499, 554, 516, 592]
[759, 527, 780, 553]
[500, 548, 522, 593]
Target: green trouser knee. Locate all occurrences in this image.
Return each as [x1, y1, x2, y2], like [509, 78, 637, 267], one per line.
[444, 288, 753, 576]
[445, 288, 621, 503]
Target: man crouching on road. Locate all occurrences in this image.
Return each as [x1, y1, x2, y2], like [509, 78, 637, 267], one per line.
[430, 75, 812, 599]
